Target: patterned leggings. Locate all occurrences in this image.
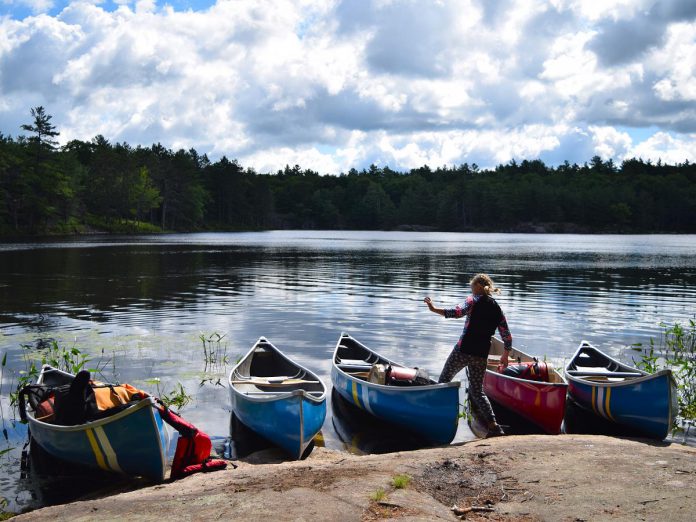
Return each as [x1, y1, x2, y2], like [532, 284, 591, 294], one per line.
[438, 348, 497, 424]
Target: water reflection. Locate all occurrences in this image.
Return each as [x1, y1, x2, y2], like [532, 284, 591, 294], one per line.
[330, 389, 433, 454]
[1, 231, 695, 512]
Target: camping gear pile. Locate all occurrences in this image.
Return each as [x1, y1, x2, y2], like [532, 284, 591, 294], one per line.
[20, 368, 226, 481]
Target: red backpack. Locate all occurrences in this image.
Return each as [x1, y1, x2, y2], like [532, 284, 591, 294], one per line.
[157, 403, 228, 480]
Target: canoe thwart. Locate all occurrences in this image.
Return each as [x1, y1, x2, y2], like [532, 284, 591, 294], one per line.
[566, 370, 643, 378]
[230, 379, 320, 386]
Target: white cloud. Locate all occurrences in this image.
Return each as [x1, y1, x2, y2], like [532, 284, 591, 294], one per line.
[589, 125, 632, 159]
[626, 132, 696, 164]
[0, 0, 695, 172]
[650, 22, 696, 102]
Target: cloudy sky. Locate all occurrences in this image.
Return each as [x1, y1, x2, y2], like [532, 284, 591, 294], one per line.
[1, 0, 695, 173]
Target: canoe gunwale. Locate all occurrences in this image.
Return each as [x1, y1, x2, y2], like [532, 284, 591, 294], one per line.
[228, 337, 327, 404]
[332, 333, 460, 392]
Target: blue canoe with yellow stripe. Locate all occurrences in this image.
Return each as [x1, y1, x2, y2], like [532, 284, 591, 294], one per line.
[26, 366, 168, 480]
[565, 341, 678, 440]
[331, 333, 460, 445]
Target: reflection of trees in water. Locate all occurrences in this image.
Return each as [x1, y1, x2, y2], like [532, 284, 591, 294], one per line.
[1, 245, 694, 333]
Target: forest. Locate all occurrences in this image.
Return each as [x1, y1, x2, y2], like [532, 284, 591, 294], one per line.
[1, 107, 695, 235]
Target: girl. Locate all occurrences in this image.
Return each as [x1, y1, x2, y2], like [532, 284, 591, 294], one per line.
[424, 273, 512, 437]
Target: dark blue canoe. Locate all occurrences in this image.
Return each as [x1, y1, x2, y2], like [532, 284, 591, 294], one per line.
[331, 333, 460, 445]
[26, 366, 168, 480]
[565, 341, 678, 439]
[228, 337, 327, 459]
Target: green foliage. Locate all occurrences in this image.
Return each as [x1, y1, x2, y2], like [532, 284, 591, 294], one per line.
[159, 382, 192, 411]
[0, 495, 12, 520]
[370, 488, 386, 501]
[10, 341, 91, 409]
[391, 474, 411, 489]
[3, 108, 696, 235]
[148, 378, 192, 410]
[633, 320, 696, 422]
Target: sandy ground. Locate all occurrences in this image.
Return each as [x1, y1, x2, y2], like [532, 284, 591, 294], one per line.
[15, 434, 696, 522]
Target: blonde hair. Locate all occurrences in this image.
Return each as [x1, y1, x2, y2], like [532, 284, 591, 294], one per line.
[470, 273, 501, 296]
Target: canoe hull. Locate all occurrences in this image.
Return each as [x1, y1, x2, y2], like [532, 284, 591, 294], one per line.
[565, 341, 678, 440]
[484, 338, 567, 434]
[229, 388, 326, 459]
[332, 334, 460, 445]
[28, 397, 167, 481]
[228, 337, 327, 460]
[567, 371, 677, 439]
[484, 372, 567, 434]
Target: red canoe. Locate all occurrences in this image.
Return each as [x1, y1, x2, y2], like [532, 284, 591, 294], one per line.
[483, 338, 568, 434]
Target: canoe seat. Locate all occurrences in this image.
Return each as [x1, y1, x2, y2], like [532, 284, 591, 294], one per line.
[338, 359, 371, 366]
[337, 363, 373, 372]
[567, 370, 643, 378]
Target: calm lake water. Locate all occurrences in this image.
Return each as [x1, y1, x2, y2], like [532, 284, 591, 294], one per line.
[1, 231, 695, 511]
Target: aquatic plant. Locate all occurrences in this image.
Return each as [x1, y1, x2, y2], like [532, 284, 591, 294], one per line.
[632, 319, 696, 428]
[0, 496, 10, 521]
[146, 378, 192, 411]
[391, 474, 411, 489]
[199, 332, 229, 368]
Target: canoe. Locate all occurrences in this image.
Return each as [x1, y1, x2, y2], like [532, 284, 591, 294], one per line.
[564, 341, 678, 439]
[228, 337, 327, 459]
[25, 365, 168, 481]
[483, 338, 568, 434]
[331, 333, 461, 445]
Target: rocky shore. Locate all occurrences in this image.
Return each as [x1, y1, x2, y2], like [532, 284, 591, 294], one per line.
[15, 435, 696, 521]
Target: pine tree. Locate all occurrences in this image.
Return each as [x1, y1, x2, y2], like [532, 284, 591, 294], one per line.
[21, 106, 60, 150]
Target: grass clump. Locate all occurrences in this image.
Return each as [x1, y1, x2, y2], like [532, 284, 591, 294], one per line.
[391, 474, 411, 489]
[370, 488, 386, 501]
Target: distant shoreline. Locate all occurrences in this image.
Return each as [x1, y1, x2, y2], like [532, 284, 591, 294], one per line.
[3, 222, 696, 239]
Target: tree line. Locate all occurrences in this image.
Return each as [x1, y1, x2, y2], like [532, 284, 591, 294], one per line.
[1, 107, 695, 235]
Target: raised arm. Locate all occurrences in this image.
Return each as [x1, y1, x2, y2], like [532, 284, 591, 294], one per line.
[423, 297, 445, 316]
[424, 296, 473, 318]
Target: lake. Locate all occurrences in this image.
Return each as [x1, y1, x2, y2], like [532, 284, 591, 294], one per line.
[1, 231, 695, 512]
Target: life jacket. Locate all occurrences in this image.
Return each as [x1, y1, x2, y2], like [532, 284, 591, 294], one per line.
[498, 360, 550, 382]
[156, 402, 227, 480]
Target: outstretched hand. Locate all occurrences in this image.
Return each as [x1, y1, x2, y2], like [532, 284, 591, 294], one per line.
[424, 297, 445, 316]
